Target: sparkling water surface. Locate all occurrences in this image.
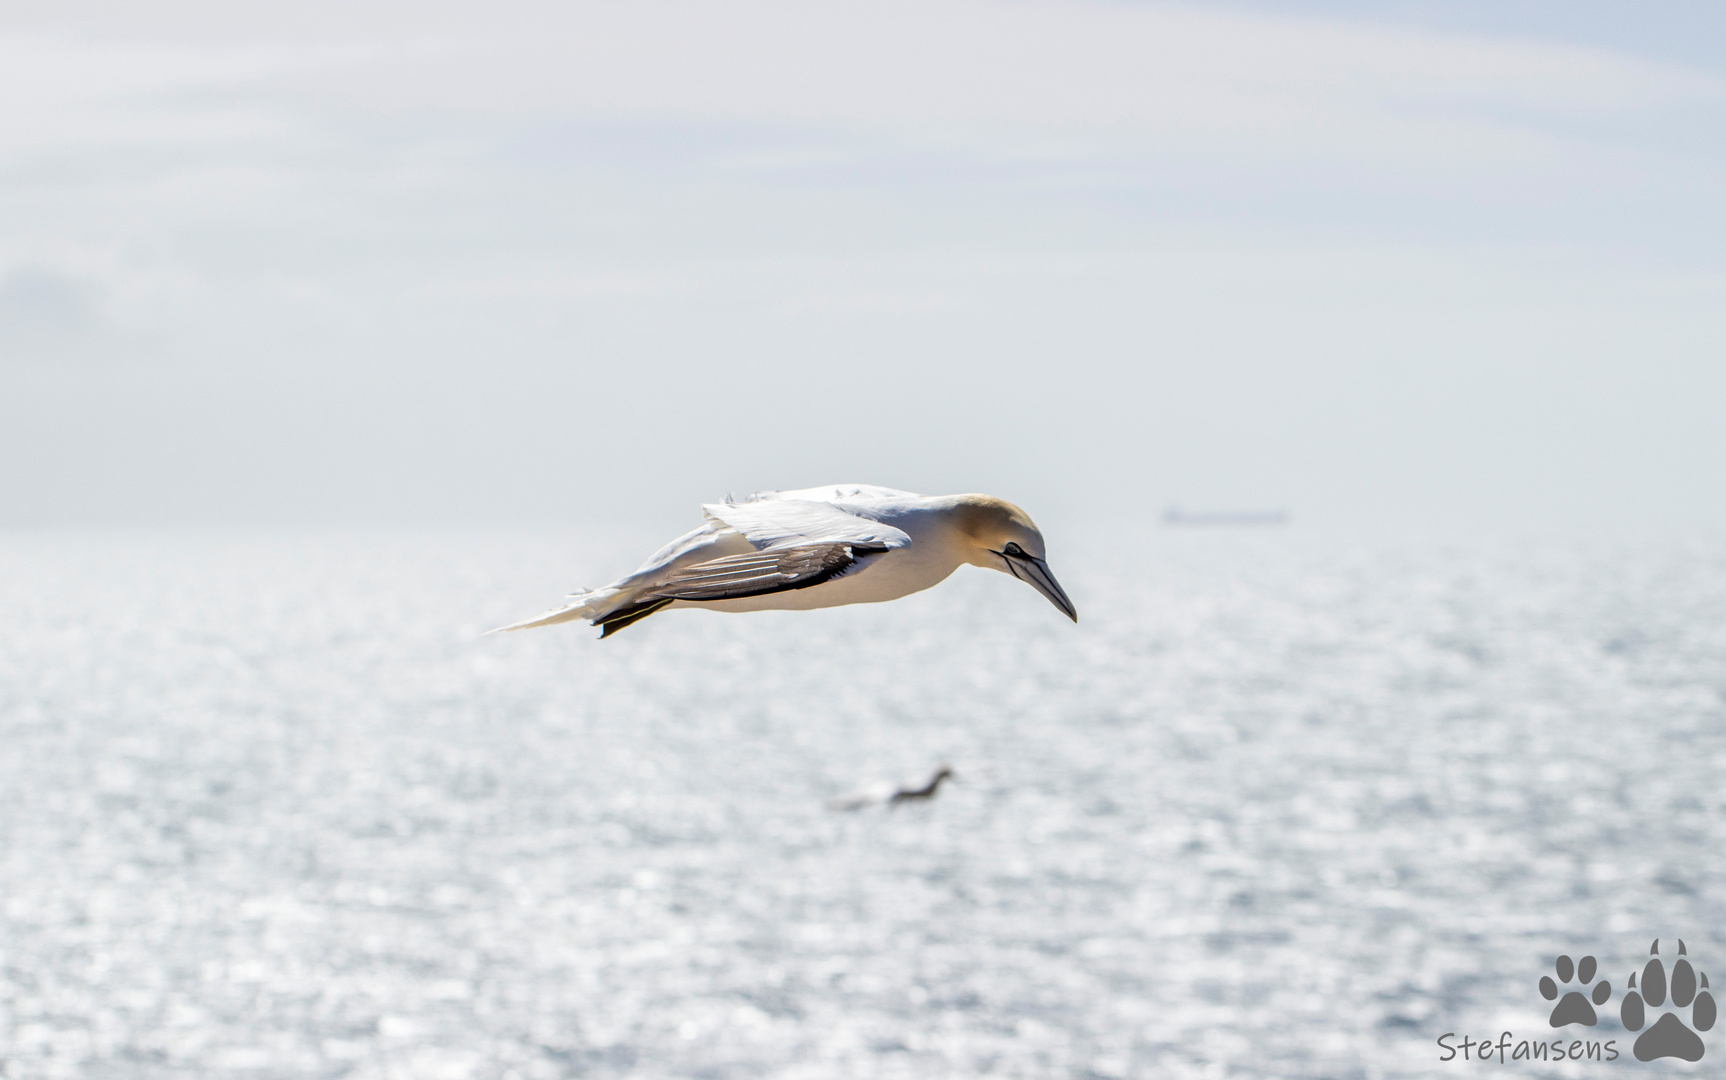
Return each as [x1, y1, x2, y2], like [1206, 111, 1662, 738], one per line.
[2, 527, 1724, 1078]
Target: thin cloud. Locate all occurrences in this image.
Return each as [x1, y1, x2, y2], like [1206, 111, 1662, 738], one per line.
[5, 3, 1720, 169]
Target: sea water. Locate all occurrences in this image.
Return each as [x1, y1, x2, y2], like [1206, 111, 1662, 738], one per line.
[2, 527, 1723, 1078]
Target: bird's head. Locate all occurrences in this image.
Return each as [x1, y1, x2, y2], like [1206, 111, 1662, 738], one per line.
[952, 495, 1077, 622]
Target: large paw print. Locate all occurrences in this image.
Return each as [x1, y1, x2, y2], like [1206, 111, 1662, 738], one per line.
[1540, 954, 1610, 1026]
[1621, 939, 1717, 1062]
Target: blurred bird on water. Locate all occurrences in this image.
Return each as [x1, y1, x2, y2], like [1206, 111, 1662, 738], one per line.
[828, 766, 956, 812]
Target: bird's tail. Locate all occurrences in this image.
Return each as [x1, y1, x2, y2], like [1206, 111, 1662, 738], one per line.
[486, 588, 622, 634]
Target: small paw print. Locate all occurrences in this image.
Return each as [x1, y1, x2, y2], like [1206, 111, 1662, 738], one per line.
[1621, 938, 1717, 1062]
[1541, 954, 1611, 1026]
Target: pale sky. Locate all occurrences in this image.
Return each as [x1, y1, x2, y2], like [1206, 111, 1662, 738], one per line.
[2, 1, 1723, 532]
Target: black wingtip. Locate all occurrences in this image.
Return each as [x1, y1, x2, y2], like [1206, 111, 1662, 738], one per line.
[594, 597, 673, 638]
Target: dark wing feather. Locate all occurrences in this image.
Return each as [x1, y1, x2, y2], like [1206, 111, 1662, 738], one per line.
[591, 542, 890, 637]
[596, 597, 673, 638]
[647, 542, 889, 602]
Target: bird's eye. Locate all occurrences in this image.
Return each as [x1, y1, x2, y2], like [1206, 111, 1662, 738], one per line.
[1003, 542, 1024, 557]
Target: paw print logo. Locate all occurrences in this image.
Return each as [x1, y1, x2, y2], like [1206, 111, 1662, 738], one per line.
[1621, 939, 1717, 1062]
[1540, 954, 1611, 1026]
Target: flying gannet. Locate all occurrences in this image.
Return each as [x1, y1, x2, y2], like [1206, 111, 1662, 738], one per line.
[494, 484, 1076, 637]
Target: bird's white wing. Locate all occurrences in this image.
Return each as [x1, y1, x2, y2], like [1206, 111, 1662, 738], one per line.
[747, 484, 921, 505]
[492, 491, 914, 636]
[702, 499, 912, 552]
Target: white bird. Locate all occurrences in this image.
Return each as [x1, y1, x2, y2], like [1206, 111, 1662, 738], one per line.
[493, 484, 1076, 637]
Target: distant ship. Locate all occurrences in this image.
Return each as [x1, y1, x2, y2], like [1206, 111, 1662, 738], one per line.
[1162, 507, 1289, 527]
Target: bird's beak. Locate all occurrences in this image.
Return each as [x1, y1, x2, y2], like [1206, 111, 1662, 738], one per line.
[1003, 553, 1078, 623]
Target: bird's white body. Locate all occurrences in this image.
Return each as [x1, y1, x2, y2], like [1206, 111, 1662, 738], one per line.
[646, 487, 970, 614]
[496, 484, 1075, 636]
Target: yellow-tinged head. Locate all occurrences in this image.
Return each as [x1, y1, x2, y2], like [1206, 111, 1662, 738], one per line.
[950, 494, 1077, 622]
